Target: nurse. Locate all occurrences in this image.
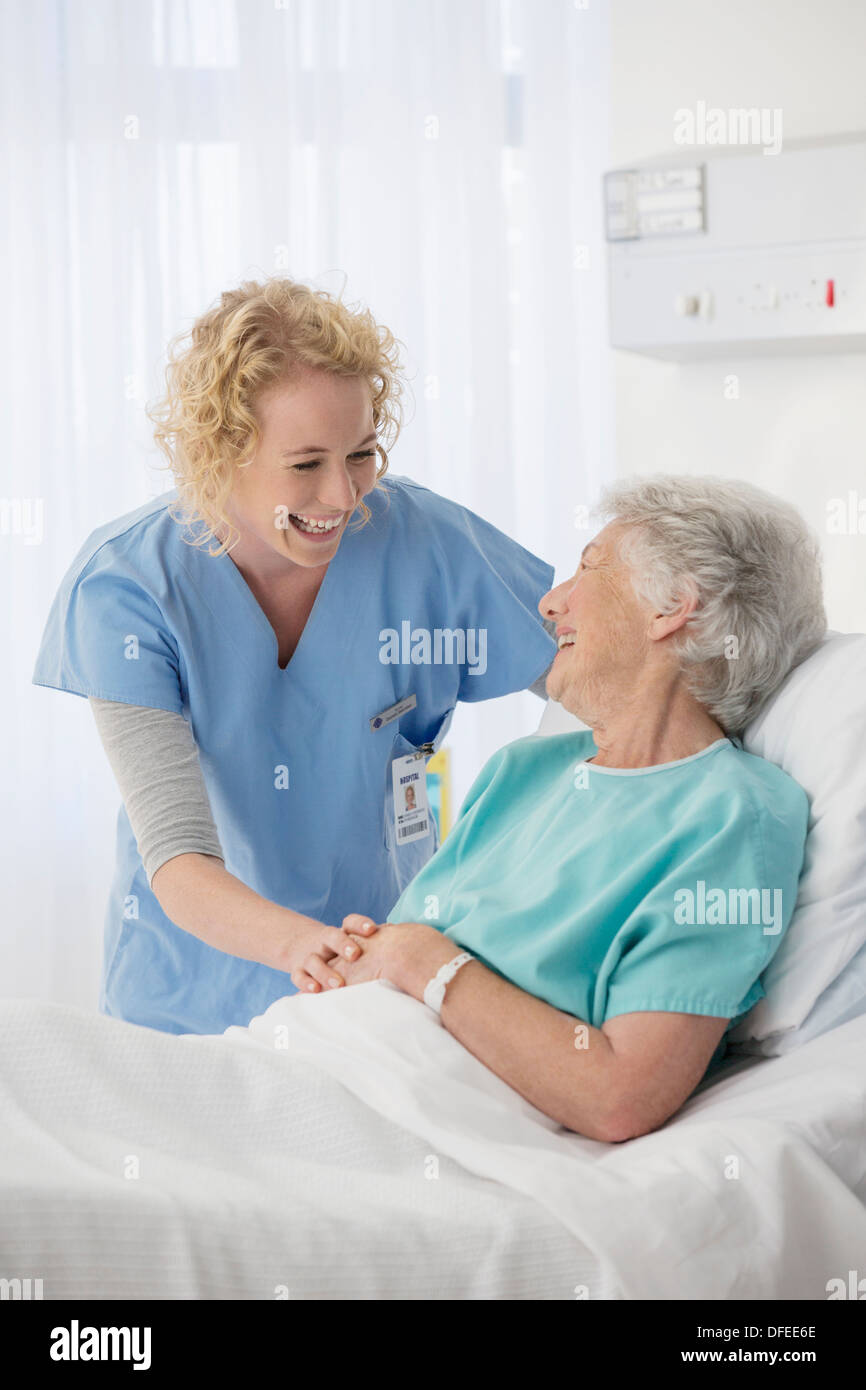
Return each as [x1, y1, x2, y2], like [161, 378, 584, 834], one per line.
[33, 276, 556, 1036]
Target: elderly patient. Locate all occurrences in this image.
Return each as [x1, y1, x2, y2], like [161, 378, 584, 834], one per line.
[303, 475, 825, 1143]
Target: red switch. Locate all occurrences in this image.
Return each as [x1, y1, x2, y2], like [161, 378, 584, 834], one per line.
[826, 278, 835, 307]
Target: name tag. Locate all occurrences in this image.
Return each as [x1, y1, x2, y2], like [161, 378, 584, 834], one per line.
[392, 752, 431, 844]
[370, 693, 417, 731]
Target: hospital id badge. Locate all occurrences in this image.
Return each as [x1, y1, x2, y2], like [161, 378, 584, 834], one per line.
[391, 752, 431, 845]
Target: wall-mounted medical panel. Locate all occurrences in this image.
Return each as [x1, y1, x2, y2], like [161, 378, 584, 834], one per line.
[606, 139, 866, 359]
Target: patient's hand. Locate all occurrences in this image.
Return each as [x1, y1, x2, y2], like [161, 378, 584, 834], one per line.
[333, 916, 411, 987]
[336, 915, 464, 999]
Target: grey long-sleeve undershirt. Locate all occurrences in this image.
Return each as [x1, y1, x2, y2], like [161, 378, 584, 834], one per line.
[88, 697, 224, 886]
[88, 619, 556, 886]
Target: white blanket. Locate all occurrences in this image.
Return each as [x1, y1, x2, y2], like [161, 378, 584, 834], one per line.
[2, 982, 865, 1300]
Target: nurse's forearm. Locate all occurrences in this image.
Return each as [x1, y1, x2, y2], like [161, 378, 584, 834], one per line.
[151, 853, 325, 971]
[90, 700, 332, 969]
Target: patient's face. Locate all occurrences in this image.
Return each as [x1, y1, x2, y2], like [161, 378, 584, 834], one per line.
[539, 523, 652, 721]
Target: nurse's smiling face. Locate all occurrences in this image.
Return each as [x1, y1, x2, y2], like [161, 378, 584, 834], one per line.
[228, 366, 380, 569]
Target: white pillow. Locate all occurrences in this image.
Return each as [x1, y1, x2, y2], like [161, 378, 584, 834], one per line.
[732, 631, 866, 1053]
[535, 632, 866, 1054]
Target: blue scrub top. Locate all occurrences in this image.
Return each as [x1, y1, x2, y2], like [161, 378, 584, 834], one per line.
[33, 474, 556, 1035]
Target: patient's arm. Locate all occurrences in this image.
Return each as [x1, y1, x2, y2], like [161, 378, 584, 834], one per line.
[388, 924, 728, 1142]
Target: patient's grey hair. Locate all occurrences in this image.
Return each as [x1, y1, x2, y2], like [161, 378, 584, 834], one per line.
[594, 475, 827, 735]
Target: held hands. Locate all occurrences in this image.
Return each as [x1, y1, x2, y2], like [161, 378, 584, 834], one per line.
[287, 916, 380, 996]
[287, 915, 449, 999]
[330, 916, 416, 989]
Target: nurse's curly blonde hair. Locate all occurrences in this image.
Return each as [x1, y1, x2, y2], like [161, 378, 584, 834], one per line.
[146, 276, 407, 554]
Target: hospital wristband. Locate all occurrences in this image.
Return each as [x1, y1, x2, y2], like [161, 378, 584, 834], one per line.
[423, 951, 475, 1015]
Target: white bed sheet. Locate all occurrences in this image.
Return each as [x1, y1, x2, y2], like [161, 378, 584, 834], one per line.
[1, 982, 864, 1300]
[0, 994, 601, 1300]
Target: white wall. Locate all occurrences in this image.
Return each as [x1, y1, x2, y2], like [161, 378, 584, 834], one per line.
[609, 0, 866, 633]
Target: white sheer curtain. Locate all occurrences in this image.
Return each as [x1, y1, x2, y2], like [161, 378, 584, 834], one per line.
[1, 0, 611, 1007]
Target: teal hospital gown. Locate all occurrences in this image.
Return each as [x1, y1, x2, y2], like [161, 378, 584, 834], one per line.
[387, 729, 809, 1062]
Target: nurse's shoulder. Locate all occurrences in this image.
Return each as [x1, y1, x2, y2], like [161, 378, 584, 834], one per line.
[33, 490, 186, 712]
[368, 473, 459, 549]
[373, 474, 556, 700]
[377, 473, 537, 556]
[50, 489, 184, 602]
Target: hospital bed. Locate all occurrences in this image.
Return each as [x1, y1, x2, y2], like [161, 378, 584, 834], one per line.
[1, 633, 865, 1300]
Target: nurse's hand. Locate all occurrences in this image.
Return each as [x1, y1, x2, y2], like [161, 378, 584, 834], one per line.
[288, 916, 379, 996]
